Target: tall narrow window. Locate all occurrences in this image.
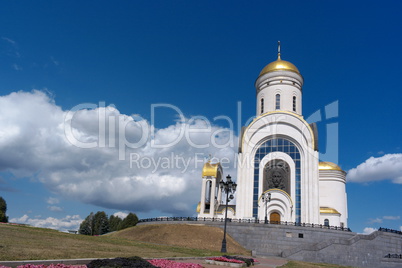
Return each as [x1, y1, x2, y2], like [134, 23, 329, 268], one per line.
[260, 98, 264, 114]
[275, 94, 280, 110]
[293, 96, 296, 112]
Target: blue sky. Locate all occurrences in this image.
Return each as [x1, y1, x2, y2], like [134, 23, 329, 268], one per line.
[0, 1, 401, 233]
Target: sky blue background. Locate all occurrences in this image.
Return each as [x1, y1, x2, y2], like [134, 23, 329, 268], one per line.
[0, 1, 401, 233]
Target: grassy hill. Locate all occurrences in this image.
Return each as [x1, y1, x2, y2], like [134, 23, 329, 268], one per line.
[108, 223, 249, 254]
[0, 223, 355, 267]
[0, 223, 248, 261]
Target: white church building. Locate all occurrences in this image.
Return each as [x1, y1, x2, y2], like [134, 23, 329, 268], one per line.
[197, 46, 348, 228]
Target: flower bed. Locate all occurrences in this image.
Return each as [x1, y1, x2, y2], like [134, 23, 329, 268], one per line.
[222, 256, 257, 267]
[0, 258, 203, 268]
[0, 265, 86, 268]
[2, 256, 246, 268]
[205, 257, 246, 267]
[148, 259, 203, 268]
[206, 256, 256, 267]
[206, 257, 244, 264]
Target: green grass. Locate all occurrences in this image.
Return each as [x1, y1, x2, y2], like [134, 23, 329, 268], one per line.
[0, 224, 221, 261]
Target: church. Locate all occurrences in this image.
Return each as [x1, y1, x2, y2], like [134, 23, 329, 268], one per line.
[197, 45, 348, 228]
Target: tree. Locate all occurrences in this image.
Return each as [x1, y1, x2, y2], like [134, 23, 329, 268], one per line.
[93, 211, 109, 235]
[118, 212, 138, 230]
[109, 215, 123, 232]
[79, 212, 94, 235]
[79, 211, 139, 235]
[0, 196, 8, 223]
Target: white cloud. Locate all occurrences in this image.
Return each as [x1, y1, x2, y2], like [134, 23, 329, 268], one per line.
[12, 64, 22, 71]
[2, 37, 20, 58]
[50, 56, 59, 66]
[13, 214, 29, 222]
[347, 154, 402, 184]
[362, 227, 376, 234]
[2, 37, 16, 45]
[368, 218, 382, 224]
[0, 90, 237, 216]
[383, 216, 400, 220]
[48, 206, 63, 212]
[113, 211, 128, 219]
[10, 214, 82, 232]
[47, 197, 60, 205]
[368, 216, 400, 224]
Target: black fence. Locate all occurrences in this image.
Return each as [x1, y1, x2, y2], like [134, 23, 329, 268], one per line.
[138, 216, 352, 232]
[379, 227, 402, 235]
[384, 254, 402, 259]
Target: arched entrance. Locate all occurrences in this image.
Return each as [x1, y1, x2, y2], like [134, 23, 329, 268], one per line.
[253, 138, 301, 222]
[270, 212, 281, 224]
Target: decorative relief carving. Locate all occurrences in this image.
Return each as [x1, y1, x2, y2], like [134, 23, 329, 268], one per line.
[264, 160, 290, 194]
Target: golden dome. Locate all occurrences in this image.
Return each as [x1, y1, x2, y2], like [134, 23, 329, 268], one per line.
[259, 55, 300, 76]
[319, 161, 343, 171]
[320, 207, 340, 214]
[202, 162, 221, 178]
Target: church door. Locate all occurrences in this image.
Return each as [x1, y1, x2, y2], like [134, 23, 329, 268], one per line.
[270, 212, 281, 224]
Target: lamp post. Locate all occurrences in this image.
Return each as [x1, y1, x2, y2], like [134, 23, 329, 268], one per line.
[219, 174, 237, 253]
[262, 192, 271, 224]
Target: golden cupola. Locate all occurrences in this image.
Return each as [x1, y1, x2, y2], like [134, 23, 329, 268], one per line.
[259, 55, 300, 76]
[259, 43, 300, 77]
[318, 161, 343, 171]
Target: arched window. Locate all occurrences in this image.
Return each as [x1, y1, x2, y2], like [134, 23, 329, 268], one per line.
[260, 98, 264, 114]
[324, 219, 329, 227]
[275, 94, 280, 110]
[205, 181, 211, 203]
[293, 96, 296, 112]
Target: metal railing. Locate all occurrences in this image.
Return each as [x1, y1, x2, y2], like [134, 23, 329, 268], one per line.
[138, 216, 352, 232]
[379, 227, 402, 235]
[384, 254, 402, 259]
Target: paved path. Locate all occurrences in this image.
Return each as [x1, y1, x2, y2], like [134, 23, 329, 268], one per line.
[253, 257, 288, 267]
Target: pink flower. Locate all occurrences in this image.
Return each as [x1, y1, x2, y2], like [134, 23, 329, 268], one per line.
[148, 259, 203, 268]
[16, 265, 87, 268]
[206, 257, 244, 264]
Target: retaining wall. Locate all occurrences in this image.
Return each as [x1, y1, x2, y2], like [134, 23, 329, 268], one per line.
[138, 220, 402, 268]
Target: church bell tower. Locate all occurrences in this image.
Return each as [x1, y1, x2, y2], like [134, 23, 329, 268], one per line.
[256, 42, 303, 116]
